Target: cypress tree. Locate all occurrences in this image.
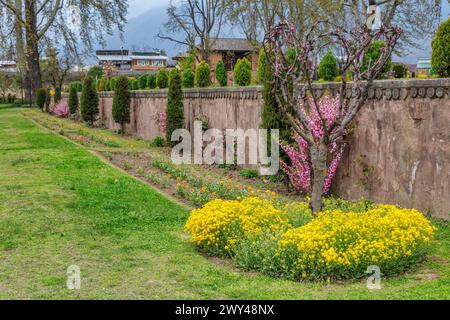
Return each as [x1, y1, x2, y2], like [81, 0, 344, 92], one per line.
[156, 69, 169, 88]
[195, 61, 211, 87]
[68, 84, 79, 115]
[216, 60, 227, 86]
[318, 51, 339, 81]
[166, 68, 184, 144]
[80, 76, 99, 126]
[147, 74, 157, 89]
[182, 68, 195, 88]
[112, 76, 131, 134]
[138, 75, 148, 89]
[35, 88, 47, 109]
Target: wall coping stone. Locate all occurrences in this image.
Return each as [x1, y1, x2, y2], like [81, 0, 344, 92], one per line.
[87, 78, 450, 100]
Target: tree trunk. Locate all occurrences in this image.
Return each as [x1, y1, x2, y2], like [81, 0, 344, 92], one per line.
[14, 0, 28, 103]
[24, 0, 42, 103]
[310, 141, 328, 213]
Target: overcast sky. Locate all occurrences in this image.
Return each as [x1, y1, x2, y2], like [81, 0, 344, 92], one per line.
[128, 0, 171, 18]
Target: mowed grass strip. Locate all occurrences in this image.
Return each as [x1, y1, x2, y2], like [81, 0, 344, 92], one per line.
[0, 105, 449, 299]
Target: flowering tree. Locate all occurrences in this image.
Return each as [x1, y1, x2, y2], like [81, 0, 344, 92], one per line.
[263, 21, 401, 213]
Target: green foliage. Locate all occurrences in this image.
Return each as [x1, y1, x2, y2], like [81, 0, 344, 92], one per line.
[132, 79, 139, 90]
[431, 17, 450, 77]
[182, 68, 195, 88]
[257, 48, 267, 84]
[259, 49, 293, 149]
[239, 168, 258, 179]
[362, 40, 393, 79]
[97, 78, 106, 91]
[195, 61, 211, 87]
[35, 88, 47, 109]
[166, 68, 184, 144]
[80, 77, 99, 125]
[45, 88, 51, 109]
[127, 77, 134, 90]
[147, 74, 157, 89]
[54, 87, 62, 103]
[87, 66, 104, 79]
[70, 81, 82, 92]
[318, 51, 339, 81]
[234, 57, 252, 86]
[138, 75, 148, 89]
[216, 60, 227, 86]
[105, 79, 111, 91]
[392, 63, 408, 78]
[156, 69, 169, 89]
[68, 84, 79, 115]
[150, 136, 166, 147]
[109, 77, 117, 91]
[112, 76, 131, 134]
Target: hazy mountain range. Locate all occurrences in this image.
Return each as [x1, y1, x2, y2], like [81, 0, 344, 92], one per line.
[95, 3, 450, 65]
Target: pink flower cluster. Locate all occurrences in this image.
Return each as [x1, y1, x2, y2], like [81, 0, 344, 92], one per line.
[51, 101, 69, 118]
[281, 95, 345, 194]
[158, 111, 167, 134]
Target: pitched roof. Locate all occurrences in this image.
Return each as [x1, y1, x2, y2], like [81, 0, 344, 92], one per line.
[209, 38, 255, 52]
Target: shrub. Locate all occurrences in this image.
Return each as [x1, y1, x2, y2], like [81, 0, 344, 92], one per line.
[112, 76, 131, 134]
[68, 84, 79, 115]
[185, 197, 290, 256]
[87, 65, 104, 79]
[431, 17, 450, 77]
[318, 51, 339, 81]
[45, 88, 51, 110]
[156, 68, 169, 89]
[80, 76, 99, 125]
[234, 57, 252, 86]
[54, 88, 62, 103]
[35, 88, 47, 109]
[105, 79, 111, 91]
[392, 63, 408, 78]
[239, 168, 258, 179]
[216, 60, 227, 86]
[137, 75, 147, 89]
[109, 77, 117, 91]
[195, 61, 211, 87]
[51, 101, 69, 118]
[257, 48, 267, 84]
[75, 81, 83, 92]
[132, 78, 139, 90]
[276, 205, 435, 281]
[97, 78, 106, 91]
[182, 68, 195, 88]
[166, 68, 184, 144]
[147, 74, 157, 89]
[150, 136, 166, 147]
[362, 40, 393, 79]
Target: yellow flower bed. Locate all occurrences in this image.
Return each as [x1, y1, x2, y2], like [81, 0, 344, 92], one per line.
[278, 205, 435, 280]
[184, 197, 289, 255]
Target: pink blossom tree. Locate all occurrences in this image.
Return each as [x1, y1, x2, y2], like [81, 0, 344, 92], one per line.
[264, 21, 401, 213]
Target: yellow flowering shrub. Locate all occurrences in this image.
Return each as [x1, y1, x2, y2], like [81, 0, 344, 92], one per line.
[277, 205, 436, 280]
[184, 197, 290, 256]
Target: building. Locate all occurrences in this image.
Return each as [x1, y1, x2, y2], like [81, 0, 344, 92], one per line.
[96, 49, 131, 71]
[417, 58, 432, 76]
[95, 49, 169, 74]
[177, 38, 259, 84]
[0, 60, 17, 73]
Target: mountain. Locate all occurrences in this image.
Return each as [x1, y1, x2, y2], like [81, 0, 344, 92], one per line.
[99, 6, 181, 59]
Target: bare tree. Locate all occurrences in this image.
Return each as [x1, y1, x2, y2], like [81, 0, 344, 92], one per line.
[0, 0, 128, 102]
[264, 21, 401, 213]
[158, 0, 225, 64]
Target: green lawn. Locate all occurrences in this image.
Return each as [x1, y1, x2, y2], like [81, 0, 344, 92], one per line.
[0, 105, 449, 299]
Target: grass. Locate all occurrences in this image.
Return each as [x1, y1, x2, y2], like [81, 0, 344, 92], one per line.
[1, 104, 449, 299]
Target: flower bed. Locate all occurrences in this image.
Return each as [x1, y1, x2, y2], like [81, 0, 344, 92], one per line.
[185, 198, 436, 281]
